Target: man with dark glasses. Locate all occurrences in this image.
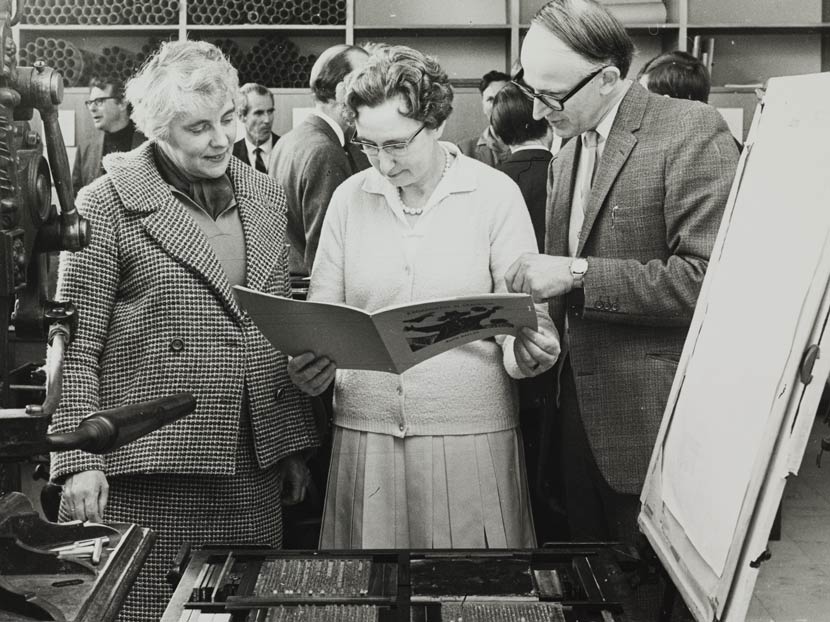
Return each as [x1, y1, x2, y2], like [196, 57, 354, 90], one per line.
[505, 1, 739, 617]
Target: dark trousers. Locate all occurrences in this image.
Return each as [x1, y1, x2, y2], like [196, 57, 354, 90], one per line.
[558, 356, 691, 622]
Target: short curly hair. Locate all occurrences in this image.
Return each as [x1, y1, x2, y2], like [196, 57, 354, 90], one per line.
[342, 45, 453, 130]
[125, 40, 239, 143]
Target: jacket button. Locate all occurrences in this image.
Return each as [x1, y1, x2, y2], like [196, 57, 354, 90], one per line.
[276, 387, 286, 400]
[595, 301, 603, 309]
[169, 338, 185, 352]
[399, 423, 405, 431]
[611, 303, 619, 311]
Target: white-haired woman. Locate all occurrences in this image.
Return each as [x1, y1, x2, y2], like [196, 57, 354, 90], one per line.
[289, 45, 560, 549]
[50, 40, 319, 621]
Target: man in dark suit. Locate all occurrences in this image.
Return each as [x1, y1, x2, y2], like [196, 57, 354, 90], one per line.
[72, 76, 145, 197]
[457, 70, 512, 167]
[233, 83, 279, 173]
[505, 0, 739, 586]
[268, 44, 370, 277]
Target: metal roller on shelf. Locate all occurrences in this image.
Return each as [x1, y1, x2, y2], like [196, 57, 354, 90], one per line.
[211, 37, 247, 72]
[21, 0, 179, 25]
[19, 36, 86, 87]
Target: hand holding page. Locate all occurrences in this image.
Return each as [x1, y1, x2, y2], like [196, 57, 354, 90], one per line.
[235, 286, 538, 374]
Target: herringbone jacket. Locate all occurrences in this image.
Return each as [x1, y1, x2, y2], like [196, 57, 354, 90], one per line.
[50, 141, 319, 482]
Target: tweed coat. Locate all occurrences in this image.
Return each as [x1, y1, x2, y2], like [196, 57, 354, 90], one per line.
[498, 147, 553, 252]
[268, 114, 369, 276]
[232, 132, 281, 168]
[49, 141, 319, 482]
[71, 124, 146, 197]
[548, 82, 739, 494]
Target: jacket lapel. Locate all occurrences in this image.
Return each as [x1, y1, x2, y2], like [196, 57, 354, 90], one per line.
[576, 84, 646, 256]
[105, 143, 245, 323]
[228, 159, 275, 293]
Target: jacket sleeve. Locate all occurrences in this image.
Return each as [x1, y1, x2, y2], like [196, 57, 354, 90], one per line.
[298, 146, 352, 275]
[48, 183, 119, 481]
[581, 105, 740, 327]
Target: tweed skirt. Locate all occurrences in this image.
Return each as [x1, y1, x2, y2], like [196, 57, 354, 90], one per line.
[320, 425, 536, 549]
[60, 420, 283, 622]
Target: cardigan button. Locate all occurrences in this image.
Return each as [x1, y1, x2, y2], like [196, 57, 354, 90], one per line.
[169, 338, 185, 352]
[276, 387, 286, 400]
[399, 424, 405, 432]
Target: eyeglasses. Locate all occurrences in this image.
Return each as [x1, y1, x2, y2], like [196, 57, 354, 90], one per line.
[351, 124, 426, 157]
[512, 66, 607, 112]
[84, 96, 119, 109]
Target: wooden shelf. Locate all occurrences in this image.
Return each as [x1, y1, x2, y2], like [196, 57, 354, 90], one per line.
[687, 23, 830, 34]
[17, 24, 178, 31]
[185, 24, 346, 31]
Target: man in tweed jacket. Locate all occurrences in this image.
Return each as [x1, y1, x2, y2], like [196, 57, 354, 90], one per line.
[506, 0, 739, 553]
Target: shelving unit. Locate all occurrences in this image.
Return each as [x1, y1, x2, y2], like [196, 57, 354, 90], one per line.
[13, 0, 830, 144]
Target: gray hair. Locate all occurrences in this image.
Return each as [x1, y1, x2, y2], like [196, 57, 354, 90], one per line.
[125, 40, 239, 142]
[237, 82, 274, 116]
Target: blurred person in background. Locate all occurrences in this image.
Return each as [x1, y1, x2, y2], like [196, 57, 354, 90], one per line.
[457, 69, 511, 167]
[233, 82, 279, 172]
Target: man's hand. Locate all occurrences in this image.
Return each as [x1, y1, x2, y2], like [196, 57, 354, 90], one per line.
[287, 352, 336, 396]
[277, 454, 311, 506]
[505, 253, 575, 302]
[62, 470, 109, 522]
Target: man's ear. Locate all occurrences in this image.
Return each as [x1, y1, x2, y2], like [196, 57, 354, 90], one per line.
[598, 66, 621, 94]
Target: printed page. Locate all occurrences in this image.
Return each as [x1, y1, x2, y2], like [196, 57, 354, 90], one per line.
[371, 293, 537, 374]
[235, 286, 395, 372]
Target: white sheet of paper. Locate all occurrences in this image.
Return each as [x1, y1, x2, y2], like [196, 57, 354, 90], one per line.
[717, 107, 744, 142]
[58, 110, 75, 146]
[66, 146, 77, 173]
[662, 81, 830, 575]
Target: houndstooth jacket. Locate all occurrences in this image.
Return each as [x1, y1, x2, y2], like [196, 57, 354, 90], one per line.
[49, 141, 319, 482]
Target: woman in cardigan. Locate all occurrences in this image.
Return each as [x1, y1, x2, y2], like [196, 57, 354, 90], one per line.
[288, 45, 560, 549]
[50, 40, 319, 621]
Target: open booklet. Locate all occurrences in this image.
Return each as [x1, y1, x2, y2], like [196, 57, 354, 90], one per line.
[234, 286, 537, 374]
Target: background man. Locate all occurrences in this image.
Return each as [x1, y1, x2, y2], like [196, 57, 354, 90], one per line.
[457, 69, 511, 167]
[233, 82, 279, 172]
[637, 49, 711, 103]
[506, 0, 739, 614]
[269, 44, 370, 277]
[72, 76, 145, 196]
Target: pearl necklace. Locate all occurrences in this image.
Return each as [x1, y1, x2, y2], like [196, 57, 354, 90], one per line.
[397, 147, 453, 216]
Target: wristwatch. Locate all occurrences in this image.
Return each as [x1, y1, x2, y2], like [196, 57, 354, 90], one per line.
[570, 257, 588, 288]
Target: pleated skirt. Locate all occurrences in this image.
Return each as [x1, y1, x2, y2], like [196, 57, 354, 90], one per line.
[60, 422, 282, 622]
[320, 425, 536, 549]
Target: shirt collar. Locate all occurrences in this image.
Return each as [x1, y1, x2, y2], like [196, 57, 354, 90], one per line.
[310, 109, 345, 146]
[245, 134, 273, 155]
[361, 141, 477, 199]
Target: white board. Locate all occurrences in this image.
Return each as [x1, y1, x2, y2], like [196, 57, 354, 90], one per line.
[639, 72, 830, 622]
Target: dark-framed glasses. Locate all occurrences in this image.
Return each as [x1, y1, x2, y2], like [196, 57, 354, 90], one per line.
[84, 96, 118, 109]
[512, 66, 607, 112]
[351, 124, 426, 157]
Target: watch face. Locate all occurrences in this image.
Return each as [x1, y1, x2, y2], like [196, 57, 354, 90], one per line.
[572, 258, 588, 275]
